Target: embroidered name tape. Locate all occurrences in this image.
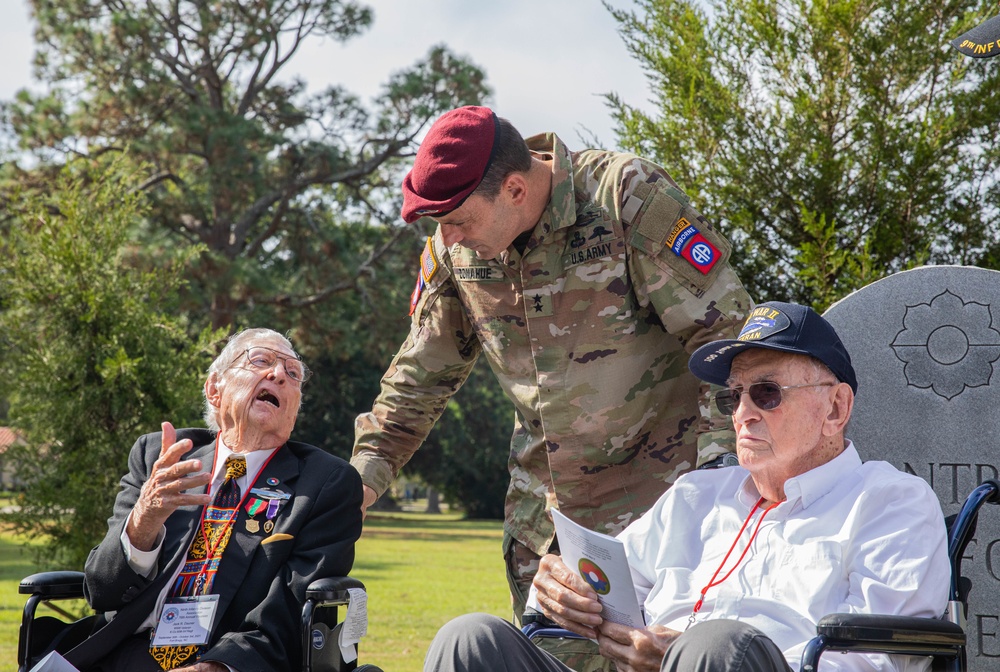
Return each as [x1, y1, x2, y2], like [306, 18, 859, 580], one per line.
[454, 266, 502, 281]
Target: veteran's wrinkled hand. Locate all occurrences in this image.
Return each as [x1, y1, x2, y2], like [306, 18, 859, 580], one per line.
[596, 621, 680, 672]
[127, 421, 212, 551]
[174, 661, 229, 672]
[531, 553, 605, 639]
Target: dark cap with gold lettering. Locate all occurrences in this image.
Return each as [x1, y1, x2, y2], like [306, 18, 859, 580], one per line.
[952, 15, 1000, 58]
[689, 301, 858, 393]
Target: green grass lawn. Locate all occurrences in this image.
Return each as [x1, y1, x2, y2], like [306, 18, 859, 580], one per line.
[0, 510, 511, 672]
[354, 512, 510, 671]
[0, 527, 51, 672]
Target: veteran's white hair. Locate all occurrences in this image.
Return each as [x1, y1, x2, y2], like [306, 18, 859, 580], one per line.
[202, 328, 296, 432]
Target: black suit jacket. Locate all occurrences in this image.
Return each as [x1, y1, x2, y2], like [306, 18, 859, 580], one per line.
[73, 428, 363, 672]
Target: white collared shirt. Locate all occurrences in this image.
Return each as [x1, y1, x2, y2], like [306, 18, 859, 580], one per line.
[618, 442, 950, 672]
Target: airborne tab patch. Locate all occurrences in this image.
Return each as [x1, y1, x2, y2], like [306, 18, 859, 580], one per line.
[666, 218, 719, 275]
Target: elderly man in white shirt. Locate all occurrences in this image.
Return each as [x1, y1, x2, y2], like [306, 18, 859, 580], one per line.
[423, 301, 949, 672]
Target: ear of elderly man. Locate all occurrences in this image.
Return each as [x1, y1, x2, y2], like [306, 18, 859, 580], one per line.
[50, 328, 363, 672]
[424, 301, 950, 672]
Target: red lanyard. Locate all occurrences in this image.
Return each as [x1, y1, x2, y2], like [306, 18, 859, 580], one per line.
[687, 496, 780, 628]
[189, 439, 279, 592]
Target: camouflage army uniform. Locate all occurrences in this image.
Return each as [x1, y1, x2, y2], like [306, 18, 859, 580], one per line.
[353, 133, 751, 670]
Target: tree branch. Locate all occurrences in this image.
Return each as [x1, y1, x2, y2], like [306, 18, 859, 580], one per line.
[261, 222, 410, 309]
[131, 171, 185, 193]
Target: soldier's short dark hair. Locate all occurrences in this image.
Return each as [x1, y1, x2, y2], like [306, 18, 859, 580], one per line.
[473, 117, 532, 200]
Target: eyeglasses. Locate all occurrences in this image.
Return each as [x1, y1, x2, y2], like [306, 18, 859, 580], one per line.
[715, 381, 835, 415]
[230, 346, 311, 384]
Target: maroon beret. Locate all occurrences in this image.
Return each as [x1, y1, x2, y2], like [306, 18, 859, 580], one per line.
[401, 106, 500, 223]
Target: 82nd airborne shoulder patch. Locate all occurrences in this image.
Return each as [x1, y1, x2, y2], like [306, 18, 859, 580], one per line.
[409, 237, 439, 315]
[664, 218, 720, 275]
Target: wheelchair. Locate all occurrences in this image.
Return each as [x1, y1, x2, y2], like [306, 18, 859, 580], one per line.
[18, 573, 382, 672]
[523, 480, 1000, 672]
[801, 478, 1000, 672]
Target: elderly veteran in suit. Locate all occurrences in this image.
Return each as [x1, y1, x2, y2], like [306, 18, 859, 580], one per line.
[423, 302, 950, 672]
[58, 328, 362, 672]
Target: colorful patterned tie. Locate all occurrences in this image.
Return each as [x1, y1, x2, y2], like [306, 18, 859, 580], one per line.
[150, 455, 247, 669]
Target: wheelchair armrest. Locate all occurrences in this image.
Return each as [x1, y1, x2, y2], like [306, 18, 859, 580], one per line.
[18, 571, 89, 670]
[800, 613, 965, 672]
[522, 608, 556, 628]
[521, 610, 587, 643]
[302, 577, 367, 672]
[305, 576, 366, 607]
[522, 621, 587, 642]
[19, 571, 85, 600]
[815, 613, 964, 644]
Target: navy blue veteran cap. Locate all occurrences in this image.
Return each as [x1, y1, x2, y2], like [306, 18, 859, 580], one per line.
[689, 301, 858, 393]
[952, 15, 1000, 58]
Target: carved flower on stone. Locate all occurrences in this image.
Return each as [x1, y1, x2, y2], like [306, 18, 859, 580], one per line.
[890, 290, 1000, 400]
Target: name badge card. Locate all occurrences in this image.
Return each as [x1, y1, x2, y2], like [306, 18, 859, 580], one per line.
[151, 595, 219, 646]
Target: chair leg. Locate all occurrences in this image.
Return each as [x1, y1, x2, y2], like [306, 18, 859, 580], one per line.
[302, 599, 317, 672]
[799, 635, 828, 672]
[18, 594, 45, 671]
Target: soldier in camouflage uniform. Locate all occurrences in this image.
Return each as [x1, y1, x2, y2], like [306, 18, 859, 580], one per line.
[351, 106, 752, 671]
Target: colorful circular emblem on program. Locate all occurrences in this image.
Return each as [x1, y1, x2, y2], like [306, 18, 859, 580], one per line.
[578, 558, 611, 595]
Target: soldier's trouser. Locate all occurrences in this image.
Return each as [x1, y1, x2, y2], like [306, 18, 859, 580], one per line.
[503, 534, 615, 672]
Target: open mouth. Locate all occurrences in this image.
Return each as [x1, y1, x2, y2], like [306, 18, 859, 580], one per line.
[256, 390, 280, 407]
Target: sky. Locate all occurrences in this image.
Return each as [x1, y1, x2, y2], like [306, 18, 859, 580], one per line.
[0, 0, 655, 150]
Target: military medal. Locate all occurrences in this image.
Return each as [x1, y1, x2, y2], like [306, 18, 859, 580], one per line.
[246, 487, 289, 535]
[263, 498, 280, 534]
[244, 498, 265, 534]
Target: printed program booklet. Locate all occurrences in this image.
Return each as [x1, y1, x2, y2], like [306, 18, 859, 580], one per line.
[551, 509, 646, 627]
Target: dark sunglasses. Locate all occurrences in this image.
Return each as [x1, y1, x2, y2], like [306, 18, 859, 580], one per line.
[715, 381, 836, 415]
